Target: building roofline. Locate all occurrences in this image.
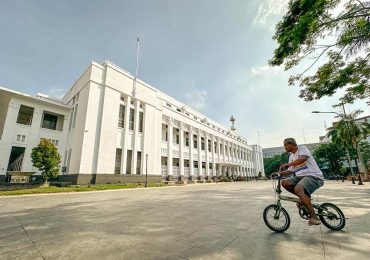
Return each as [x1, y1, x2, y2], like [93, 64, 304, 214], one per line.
[0, 86, 71, 109]
[101, 60, 247, 143]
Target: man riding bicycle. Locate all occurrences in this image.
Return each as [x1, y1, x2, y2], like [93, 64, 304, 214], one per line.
[279, 138, 324, 226]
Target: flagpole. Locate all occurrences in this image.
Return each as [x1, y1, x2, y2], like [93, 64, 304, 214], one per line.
[132, 37, 140, 96]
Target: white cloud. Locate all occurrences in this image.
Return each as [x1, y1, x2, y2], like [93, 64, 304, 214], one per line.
[251, 64, 282, 76]
[185, 89, 207, 110]
[253, 0, 288, 29]
[46, 87, 66, 99]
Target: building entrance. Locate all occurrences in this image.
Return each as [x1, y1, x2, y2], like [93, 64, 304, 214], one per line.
[7, 146, 26, 172]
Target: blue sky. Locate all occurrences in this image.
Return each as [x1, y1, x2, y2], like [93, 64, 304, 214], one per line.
[0, 0, 368, 147]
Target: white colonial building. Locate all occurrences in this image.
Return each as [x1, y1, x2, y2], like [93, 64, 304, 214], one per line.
[0, 61, 264, 184]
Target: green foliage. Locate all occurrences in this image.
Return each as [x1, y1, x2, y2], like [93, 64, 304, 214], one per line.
[313, 142, 346, 177]
[359, 141, 370, 170]
[264, 153, 289, 178]
[218, 176, 231, 182]
[270, 0, 370, 103]
[31, 139, 61, 181]
[329, 110, 370, 151]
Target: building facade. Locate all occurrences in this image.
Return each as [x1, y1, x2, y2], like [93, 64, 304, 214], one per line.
[0, 88, 70, 182]
[0, 61, 264, 184]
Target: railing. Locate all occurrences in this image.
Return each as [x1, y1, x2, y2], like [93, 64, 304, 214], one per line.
[161, 165, 168, 179]
[193, 168, 199, 177]
[172, 150, 180, 157]
[173, 166, 180, 179]
[184, 167, 190, 179]
[8, 154, 24, 171]
[161, 148, 168, 156]
[162, 116, 169, 124]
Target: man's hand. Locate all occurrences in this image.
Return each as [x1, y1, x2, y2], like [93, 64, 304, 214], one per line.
[280, 163, 290, 170]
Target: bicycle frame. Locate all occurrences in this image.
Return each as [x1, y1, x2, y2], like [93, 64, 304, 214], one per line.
[273, 174, 335, 218]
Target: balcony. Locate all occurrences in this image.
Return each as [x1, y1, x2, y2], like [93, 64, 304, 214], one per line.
[184, 167, 190, 178]
[161, 148, 168, 156]
[161, 165, 168, 179]
[173, 166, 180, 179]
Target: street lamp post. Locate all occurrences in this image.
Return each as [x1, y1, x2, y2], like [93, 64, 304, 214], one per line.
[312, 110, 356, 184]
[145, 154, 148, 188]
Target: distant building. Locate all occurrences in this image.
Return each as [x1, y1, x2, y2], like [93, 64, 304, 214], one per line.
[320, 115, 370, 143]
[263, 143, 321, 159]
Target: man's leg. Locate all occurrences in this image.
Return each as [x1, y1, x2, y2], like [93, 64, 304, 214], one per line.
[281, 179, 296, 195]
[293, 184, 320, 224]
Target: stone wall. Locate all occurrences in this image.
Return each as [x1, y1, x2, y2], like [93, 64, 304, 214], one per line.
[59, 174, 162, 185]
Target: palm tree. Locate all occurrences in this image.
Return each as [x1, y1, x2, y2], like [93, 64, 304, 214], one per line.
[329, 110, 370, 184]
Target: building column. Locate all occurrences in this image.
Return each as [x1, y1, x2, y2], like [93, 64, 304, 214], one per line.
[205, 133, 209, 179]
[211, 134, 216, 178]
[140, 104, 147, 176]
[122, 96, 131, 174]
[189, 126, 194, 178]
[179, 122, 184, 179]
[197, 129, 202, 178]
[167, 118, 173, 178]
[131, 100, 141, 175]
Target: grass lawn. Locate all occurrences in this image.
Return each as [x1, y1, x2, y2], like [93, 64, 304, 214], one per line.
[0, 183, 166, 196]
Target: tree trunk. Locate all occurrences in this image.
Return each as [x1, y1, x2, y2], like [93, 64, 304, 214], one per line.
[357, 144, 369, 180]
[345, 148, 356, 184]
[354, 156, 364, 185]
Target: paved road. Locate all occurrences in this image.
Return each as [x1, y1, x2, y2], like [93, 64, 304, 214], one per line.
[0, 181, 369, 259]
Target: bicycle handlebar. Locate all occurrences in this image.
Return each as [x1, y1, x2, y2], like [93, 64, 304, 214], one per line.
[270, 172, 281, 179]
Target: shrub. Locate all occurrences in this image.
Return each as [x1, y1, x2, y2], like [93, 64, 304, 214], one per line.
[31, 139, 61, 181]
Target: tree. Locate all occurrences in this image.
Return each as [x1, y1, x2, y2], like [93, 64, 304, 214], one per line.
[359, 141, 370, 171]
[328, 110, 370, 182]
[31, 139, 61, 181]
[270, 0, 370, 104]
[312, 142, 346, 178]
[264, 153, 289, 178]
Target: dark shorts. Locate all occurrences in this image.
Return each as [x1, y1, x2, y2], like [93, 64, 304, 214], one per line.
[287, 176, 324, 196]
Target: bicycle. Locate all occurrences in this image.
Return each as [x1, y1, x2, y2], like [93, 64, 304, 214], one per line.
[263, 172, 346, 233]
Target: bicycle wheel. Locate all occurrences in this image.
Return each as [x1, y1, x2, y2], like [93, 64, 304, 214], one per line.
[318, 203, 346, 231]
[263, 204, 290, 233]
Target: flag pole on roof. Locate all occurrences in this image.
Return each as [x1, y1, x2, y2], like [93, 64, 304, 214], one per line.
[132, 37, 140, 97]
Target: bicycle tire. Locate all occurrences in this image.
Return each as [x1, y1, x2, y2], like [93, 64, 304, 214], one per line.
[318, 202, 346, 231]
[263, 204, 290, 233]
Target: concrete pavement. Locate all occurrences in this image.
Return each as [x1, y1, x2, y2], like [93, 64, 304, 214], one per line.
[0, 181, 369, 259]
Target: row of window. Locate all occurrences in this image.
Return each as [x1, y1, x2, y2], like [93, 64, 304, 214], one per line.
[115, 149, 142, 174]
[162, 127, 251, 160]
[161, 157, 254, 171]
[16, 105, 64, 131]
[164, 102, 246, 144]
[263, 151, 284, 157]
[118, 105, 144, 132]
[16, 135, 26, 142]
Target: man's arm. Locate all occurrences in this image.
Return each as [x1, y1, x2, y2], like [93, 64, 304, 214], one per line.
[280, 155, 309, 171]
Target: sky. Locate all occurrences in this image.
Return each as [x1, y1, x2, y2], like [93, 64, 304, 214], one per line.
[0, 0, 368, 148]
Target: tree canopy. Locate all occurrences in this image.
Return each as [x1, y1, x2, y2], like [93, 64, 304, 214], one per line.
[31, 139, 61, 181]
[264, 153, 289, 178]
[270, 0, 370, 103]
[312, 142, 346, 176]
[328, 110, 370, 151]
